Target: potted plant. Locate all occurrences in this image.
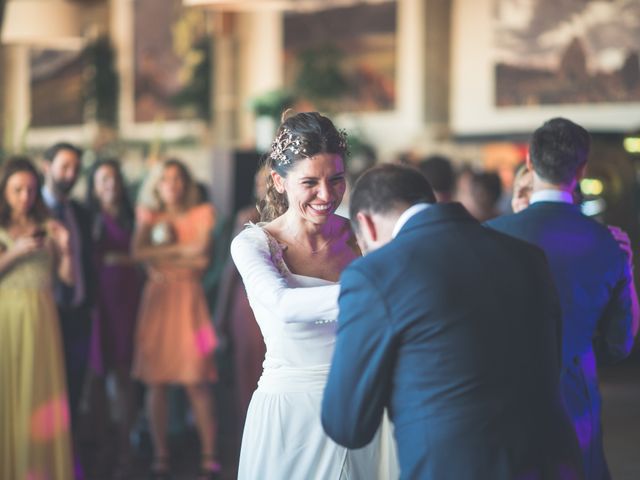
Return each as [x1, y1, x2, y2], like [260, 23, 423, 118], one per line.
[249, 89, 296, 152]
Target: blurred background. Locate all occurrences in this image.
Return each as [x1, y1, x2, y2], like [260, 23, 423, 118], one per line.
[1, 0, 638, 230]
[1, 1, 640, 479]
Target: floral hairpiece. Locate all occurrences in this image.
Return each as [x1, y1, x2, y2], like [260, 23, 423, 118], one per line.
[269, 128, 305, 166]
[269, 127, 350, 166]
[337, 128, 349, 155]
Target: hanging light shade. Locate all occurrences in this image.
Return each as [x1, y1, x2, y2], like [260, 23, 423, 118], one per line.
[184, 0, 293, 9]
[1, 0, 84, 49]
[183, 0, 387, 12]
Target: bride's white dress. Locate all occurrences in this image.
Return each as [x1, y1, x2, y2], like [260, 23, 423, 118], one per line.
[230, 225, 398, 480]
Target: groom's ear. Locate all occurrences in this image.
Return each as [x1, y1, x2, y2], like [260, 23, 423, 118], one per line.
[525, 152, 533, 171]
[356, 211, 378, 242]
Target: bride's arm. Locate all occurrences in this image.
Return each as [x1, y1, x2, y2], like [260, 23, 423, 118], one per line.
[230, 227, 340, 324]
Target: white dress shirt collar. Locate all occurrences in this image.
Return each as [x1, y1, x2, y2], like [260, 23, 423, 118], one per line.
[530, 189, 574, 205]
[392, 203, 431, 239]
[42, 185, 60, 208]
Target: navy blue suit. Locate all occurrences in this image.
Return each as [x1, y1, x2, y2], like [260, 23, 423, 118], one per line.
[322, 203, 583, 480]
[488, 201, 636, 480]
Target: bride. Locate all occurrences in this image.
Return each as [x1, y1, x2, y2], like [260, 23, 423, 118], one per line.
[231, 112, 398, 479]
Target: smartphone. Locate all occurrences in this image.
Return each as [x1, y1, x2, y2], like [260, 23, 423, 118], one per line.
[32, 228, 47, 240]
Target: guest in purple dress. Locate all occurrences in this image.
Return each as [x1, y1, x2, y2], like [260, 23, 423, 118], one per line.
[86, 159, 142, 477]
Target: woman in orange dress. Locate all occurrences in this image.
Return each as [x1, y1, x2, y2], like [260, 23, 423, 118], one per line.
[132, 159, 219, 479]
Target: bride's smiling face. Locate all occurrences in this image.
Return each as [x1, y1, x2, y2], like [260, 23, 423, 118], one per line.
[273, 153, 346, 225]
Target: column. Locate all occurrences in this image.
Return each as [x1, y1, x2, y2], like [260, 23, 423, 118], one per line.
[237, 10, 283, 146]
[396, 0, 426, 135]
[424, 0, 451, 136]
[1, 44, 30, 153]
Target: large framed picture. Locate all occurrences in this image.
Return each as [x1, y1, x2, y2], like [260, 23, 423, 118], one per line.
[133, 0, 209, 123]
[30, 49, 86, 128]
[451, 0, 640, 136]
[283, 1, 397, 113]
[27, 47, 90, 147]
[106, 0, 210, 140]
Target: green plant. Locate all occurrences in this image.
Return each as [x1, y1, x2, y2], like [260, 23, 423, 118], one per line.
[83, 36, 119, 126]
[249, 89, 296, 121]
[294, 44, 349, 109]
[171, 37, 212, 120]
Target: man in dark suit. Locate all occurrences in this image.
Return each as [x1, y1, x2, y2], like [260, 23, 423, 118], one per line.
[321, 164, 583, 480]
[42, 142, 94, 425]
[487, 118, 638, 480]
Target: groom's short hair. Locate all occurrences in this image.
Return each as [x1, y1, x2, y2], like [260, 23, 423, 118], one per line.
[349, 164, 436, 230]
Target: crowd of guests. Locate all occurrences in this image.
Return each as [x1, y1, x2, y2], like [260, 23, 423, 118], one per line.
[0, 113, 638, 480]
[0, 147, 221, 480]
[415, 154, 505, 223]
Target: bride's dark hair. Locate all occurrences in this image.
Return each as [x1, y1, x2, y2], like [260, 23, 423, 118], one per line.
[258, 112, 348, 223]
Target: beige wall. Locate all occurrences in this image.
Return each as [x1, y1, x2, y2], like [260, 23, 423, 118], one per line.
[1, 1, 469, 181]
[223, 0, 450, 159]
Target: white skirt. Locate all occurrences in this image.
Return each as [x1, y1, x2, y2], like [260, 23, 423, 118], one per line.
[237, 367, 399, 480]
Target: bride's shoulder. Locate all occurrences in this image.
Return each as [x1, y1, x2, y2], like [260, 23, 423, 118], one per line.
[231, 227, 264, 267]
[333, 214, 355, 238]
[232, 222, 282, 255]
[334, 214, 353, 232]
[332, 215, 360, 256]
[232, 223, 268, 247]
[231, 222, 289, 275]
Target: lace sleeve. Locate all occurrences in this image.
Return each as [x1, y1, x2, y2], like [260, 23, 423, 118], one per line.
[230, 226, 339, 324]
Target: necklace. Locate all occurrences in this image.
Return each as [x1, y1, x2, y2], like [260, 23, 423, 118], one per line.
[310, 236, 334, 255]
[290, 229, 335, 255]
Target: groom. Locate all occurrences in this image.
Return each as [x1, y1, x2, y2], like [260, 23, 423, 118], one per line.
[321, 164, 583, 479]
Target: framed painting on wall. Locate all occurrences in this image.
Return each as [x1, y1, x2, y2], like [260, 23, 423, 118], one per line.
[451, 0, 640, 136]
[30, 49, 86, 128]
[133, 0, 210, 123]
[283, 1, 397, 113]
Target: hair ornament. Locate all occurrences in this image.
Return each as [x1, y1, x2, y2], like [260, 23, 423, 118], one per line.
[269, 128, 306, 166]
[337, 128, 349, 154]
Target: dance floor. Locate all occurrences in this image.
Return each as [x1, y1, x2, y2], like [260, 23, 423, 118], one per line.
[78, 352, 640, 480]
[601, 351, 640, 480]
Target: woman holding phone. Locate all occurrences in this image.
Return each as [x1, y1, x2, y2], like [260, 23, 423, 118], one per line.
[0, 157, 74, 480]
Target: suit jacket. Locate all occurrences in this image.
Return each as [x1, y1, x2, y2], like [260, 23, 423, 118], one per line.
[322, 203, 583, 480]
[487, 201, 635, 479]
[54, 199, 95, 313]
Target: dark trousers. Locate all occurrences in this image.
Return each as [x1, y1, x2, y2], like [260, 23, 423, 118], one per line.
[58, 306, 93, 427]
[561, 364, 611, 480]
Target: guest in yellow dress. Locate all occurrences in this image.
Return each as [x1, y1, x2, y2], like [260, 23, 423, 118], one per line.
[132, 159, 219, 479]
[0, 157, 74, 480]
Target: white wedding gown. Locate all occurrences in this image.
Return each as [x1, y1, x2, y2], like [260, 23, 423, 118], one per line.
[231, 225, 399, 480]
